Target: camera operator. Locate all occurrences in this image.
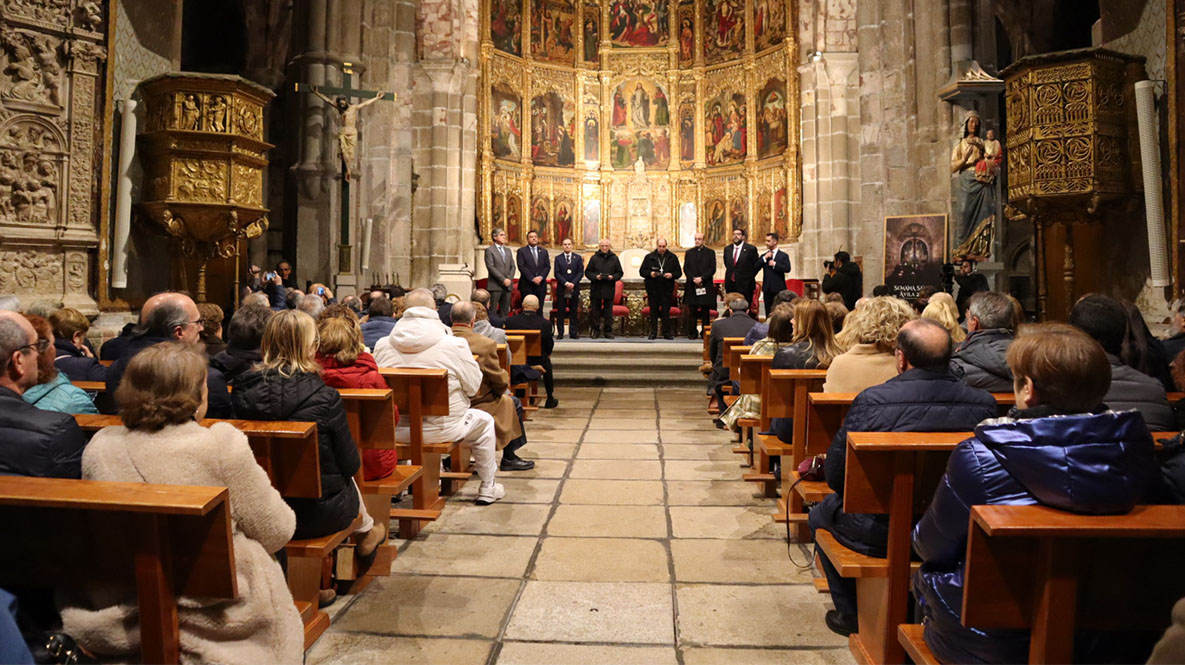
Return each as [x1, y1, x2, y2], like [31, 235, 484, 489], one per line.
[954, 259, 989, 319]
[821, 251, 862, 310]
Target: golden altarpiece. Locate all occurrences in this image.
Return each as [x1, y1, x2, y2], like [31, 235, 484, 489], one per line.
[479, 0, 801, 251]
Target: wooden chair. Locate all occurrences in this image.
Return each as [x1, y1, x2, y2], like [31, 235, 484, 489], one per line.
[898, 504, 1185, 665]
[0, 476, 236, 664]
[378, 367, 453, 539]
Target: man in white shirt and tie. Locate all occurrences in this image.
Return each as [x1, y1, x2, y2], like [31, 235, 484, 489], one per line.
[515, 229, 550, 307]
[553, 238, 585, 339]
[760, 232, 792, 317]
[484, 228, 517, 317]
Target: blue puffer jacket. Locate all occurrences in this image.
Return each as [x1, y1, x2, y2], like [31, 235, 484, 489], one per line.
[23, 373, 98, 415]
[361, 316, 398, 351]
[912, 408, 1162, 665]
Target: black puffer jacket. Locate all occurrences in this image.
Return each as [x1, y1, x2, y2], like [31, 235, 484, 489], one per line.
[821, 262, 862, 310]
[951, 328, 1013, 392]
[210, 347, 262, 384]
[53, 337, 107, 382]
[1104, 354, 1175, 432]
[230, 369, 361, 539]
[0, 386, 86, 478]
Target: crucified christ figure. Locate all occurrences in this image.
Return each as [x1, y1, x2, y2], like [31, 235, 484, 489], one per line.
[310, 86, 390, 179]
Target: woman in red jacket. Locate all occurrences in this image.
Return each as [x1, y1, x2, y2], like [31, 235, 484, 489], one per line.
[316, 308, 399, 480]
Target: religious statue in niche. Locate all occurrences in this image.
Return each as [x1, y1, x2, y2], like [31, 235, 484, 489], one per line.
[773, 187, 788, 239]
[678, 1, 695, 64]
[757, 191, 771, 233]
[608, 0, 668, 47]
[491, 88, 523, 161]
[555, 199, 573, 241]
[753, 0, 786, 50]
[705, 92, 747, 166]
[950, 110, 998, 260]
[531, 91, 576, 167]
[490, 0, 522, 56]
[181, 94, 202, 130]
[309, 86, 390, 179]
[705, 199, 726, 247]
[730, 197, 747, 237]
[583, 199, 600, 245]
[531, 0, 576, 64]
[610, 79, 671, 170]
[507, 194, 523, 241]
[679, 105, 695, 164]
[756, 79, 787, 159]
[584, 115, 599, 163]
[531, 197, 550, 240]
[704, 0, 744, 64]
[583, 7, 600, 63]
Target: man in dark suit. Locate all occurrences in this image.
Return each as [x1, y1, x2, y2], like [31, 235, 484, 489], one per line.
[516, 229, 550, 306]
[585, 239, 624, 338]
[484, 228, 516, 317]
[682, 231, 717, 339]
[640, 238, 683, 340]
[760, 232, 792, 317]
[708, 296, 758, 413]
[505, 295, 558, 408]
[724, 228, 761, 313]
[553, 237, 584, 339]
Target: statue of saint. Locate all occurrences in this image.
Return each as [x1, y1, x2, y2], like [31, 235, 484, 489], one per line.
[310, 87, 391, 179]
[950, 110, 997, 259]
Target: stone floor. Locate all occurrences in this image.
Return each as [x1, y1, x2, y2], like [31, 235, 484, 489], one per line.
[307, 387, 854, 665]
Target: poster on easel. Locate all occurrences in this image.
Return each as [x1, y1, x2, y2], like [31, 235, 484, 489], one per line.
[883, 214, 947, 301]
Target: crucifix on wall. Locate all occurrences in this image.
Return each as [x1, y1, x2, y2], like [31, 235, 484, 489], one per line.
[294, 62, 394, 274]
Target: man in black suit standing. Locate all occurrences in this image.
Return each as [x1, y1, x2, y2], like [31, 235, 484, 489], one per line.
[682, 231, 717, 339]
[760, 232, 792, 317]
[724, 228, 761, 313]
[586, 239, 624, 338]
[640, 238, 683, 340]
[516, 230, 550, 306]
[553, 237, 584, 339]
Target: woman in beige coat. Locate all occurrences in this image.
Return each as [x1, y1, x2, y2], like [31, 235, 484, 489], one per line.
[61, 342, 303, 664]
[823, 296, 917, 393]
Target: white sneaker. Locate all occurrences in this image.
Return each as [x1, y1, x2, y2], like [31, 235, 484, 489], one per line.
[475, 482, 505, 505]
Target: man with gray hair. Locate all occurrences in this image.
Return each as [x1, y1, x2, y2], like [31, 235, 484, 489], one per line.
[952, 291, 1016, 392]
[432, 283, 453, 326]
[242, 291, 270, 308]
[373, 288, 505, 504]
[708, 296, 758, 412]
[471, 288, 504, 328]
[485, 228, 516, 317]
[298, 293, 325, 319]
[0, 311, 86, 477]
[0, 295, 21, 312]
[506, 294, 558, 408]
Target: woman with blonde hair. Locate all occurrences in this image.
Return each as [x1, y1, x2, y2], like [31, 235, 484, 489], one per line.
[825, 296, 917, 392]
[231, 310, 385, 605]
[63, 342, 303, 663]
[921, 291, 966, 343]
[768, 300, 843, 444]
[716, 307, 796, 431]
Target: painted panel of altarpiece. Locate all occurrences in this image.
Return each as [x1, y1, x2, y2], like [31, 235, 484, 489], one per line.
[607, 0, 669, 48]
[531, 0, 576, 64]
[491, 0, 523, 56]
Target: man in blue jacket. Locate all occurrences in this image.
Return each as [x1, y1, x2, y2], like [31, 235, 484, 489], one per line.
[516, 230, 550, 306]
[810, 318, 997, 637]
[361, 296, 398, 350]
[553, 238, 584, 339]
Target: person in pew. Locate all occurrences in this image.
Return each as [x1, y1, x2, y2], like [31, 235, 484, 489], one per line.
[823, 296, 917, 393]
[105, 292, 233, 419]
[211, 304, 273, 384]
[1120, 299, 1175, 391]
[373, 288, 505, 505]
[197, 303, 227, 357]
[951, 291, 1015, 392]
[1070, 294, 1175, 431]
[48, 308, 106, 382]
[361, 296, 398, 350]
[506, 295, 559, 409]
[471, 289, 505, 329]
[432, 283, 454, 327]
[451, 301, 533, 471]
[743, 290, 798, 345]
[315, 313, 400, 481]
[708, 296, 758, 411]
[97, 321, 135, 362]
[19, 315, 97, 415]
[769, 299, 844, 444]
[716, 307, 796, 431]
[823, 300, 849, 334]
[813, 318, 997, 637]
[63, 343, 303, 664]
[0, 312, 86, 478]
[920, 292, 965, 343]
[472, 302, 508, 346]
[912, 323, 1165, 664]
[241, 290, 270, 309]
[231, 310, 387, 606]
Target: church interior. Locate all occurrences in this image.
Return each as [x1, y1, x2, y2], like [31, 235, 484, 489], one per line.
[2, 0, 1185, 663]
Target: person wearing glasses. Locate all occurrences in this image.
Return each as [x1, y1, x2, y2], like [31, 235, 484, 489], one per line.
[104, 292, 234, 418]
[0, 311, 86, 477]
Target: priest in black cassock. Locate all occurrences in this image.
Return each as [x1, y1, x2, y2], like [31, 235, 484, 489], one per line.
[683, 231, 718, 339]
[641, 238, 683, 339]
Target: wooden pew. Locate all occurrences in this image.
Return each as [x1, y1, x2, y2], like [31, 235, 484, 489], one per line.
[505, 331, 542, 410]
[898, 504, 1185, 665]
[505, 335, 531, 420]
[738, 354, 776, 493]
[0, 476, 236, 664]
[723, 342, 752, 454]
[71, 380, 105, 392]
[378, 367, 454, 539]
[766, 369, 828, 540]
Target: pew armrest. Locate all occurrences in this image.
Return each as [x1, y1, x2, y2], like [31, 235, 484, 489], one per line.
[898, 625, 940, 665]
[815, 529, 888, 578]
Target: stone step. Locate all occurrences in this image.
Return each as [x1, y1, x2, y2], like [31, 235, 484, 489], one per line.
[551, 338, 706, 388]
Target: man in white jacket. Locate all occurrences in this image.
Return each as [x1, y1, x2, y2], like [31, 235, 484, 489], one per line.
[373, 289, 505, 504]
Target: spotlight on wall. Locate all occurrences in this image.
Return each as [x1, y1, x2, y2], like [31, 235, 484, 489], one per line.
[807, 50, 824, 63]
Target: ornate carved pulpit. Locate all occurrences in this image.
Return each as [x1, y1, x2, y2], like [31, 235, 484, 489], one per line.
[137, 73, 275, 304]
[1002, 48, 1145, 319]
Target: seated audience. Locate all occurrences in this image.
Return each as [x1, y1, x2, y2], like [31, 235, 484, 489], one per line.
[49, 307, 106, 382]
[241, 291, 270, 308]
[0, 311, 86, 477]
[315, 311, 399, 481]
[298, 293, 325, 319]
[197, 302, 227, 356]
[709, 296, 758, 410]
[718, 308, 795, 431]
[341, 294, 362, 315]
[506, 295, 558, 408]
[64, 343, 302, 664]
[1120, 299, 1174, 390]
[432, 283, 453, 326]
[813, 319, 997, 637]
[472, 288, 505, 328]
[473, 302, 508, 345]
[744, 290, 798, 344]
[1069, 294, 1174, 431]
[211, 305, 273, 383]
[285, 289, 304, 310]
[824, 300, 849, 334]
[373, 288, 504, 505]
[0, 295, 20, 311]
[952, 291, 1015, 391]
[105, 292, 233, 419]
[824, 296, 916, 392]
[912, 323, 1163, 664]
[231, 309, 385, 606]
[769, 300, 843, 443]
[98, 321, 136, 361]
[450, 301, 533, 471]
[21, 314, 97, 415]
[871, 284, 892, 297]
[921, 292, 966, 343]
[361, 297, 398, 350]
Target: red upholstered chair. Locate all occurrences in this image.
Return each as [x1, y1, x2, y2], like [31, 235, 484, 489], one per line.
[509, 279, 522, 315]
[751, 283, 762, 316]
[612, 280, 629, 335]
[785, 278, 805, 297]
[640, 282, 682, 320]
[547, 278, 559, 329]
